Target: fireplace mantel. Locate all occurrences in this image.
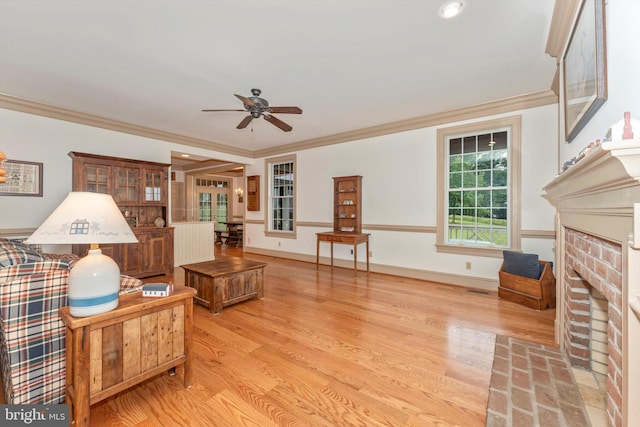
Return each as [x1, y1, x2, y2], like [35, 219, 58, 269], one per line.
[543, 138, 640, 426]
[543, 139, 640, 245]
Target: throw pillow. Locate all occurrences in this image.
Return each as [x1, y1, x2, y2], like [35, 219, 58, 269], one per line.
[502, 250, 540, 279]
[0, 245, 46, 268]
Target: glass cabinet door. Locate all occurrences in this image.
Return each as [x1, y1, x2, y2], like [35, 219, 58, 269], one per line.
[114, 167, 139, 203]
[85, 165, 110, 194]
[145, 170, 164, 203]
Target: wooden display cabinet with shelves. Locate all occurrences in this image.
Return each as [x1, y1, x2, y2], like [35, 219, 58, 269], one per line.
[333, 175, 362, 233]
[69, 152, 173, 278]
[316, 175, 369, 275]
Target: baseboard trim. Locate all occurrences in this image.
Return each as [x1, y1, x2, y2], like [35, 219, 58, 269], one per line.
[243, 246, 498, 291]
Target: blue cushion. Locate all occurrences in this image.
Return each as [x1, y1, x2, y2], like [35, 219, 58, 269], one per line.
[502, 250, 540, 279]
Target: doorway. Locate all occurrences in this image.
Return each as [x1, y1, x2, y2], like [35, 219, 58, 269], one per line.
[197, 189, 230, 231]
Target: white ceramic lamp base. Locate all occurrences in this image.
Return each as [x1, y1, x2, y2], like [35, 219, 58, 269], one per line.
[68, 248, 120, 317]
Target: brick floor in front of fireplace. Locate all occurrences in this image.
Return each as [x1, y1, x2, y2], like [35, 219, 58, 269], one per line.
[486, 335, 607, 427]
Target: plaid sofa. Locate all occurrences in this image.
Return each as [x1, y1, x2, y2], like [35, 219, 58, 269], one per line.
[0, 237, 142, 404]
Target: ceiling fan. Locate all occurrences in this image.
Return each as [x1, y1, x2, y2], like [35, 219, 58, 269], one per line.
[202, 88, 302, 132]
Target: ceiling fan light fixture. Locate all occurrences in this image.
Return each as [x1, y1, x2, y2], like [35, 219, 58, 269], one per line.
[440, 1, 464, 19]
[203, 89, 302, 132]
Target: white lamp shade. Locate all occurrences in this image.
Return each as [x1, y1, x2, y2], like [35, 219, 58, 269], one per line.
[26, 192, 138, 245]
[27, 192, 139, 317]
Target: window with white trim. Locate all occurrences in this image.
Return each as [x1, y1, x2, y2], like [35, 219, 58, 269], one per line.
[265, 155, 296, 236]
[448, 130, 508, 246]
[436, 116, 521, 257]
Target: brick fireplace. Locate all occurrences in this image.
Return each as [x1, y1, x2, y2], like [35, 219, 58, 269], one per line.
[543, 139, 640, 427]
[564, 229, 622, 423]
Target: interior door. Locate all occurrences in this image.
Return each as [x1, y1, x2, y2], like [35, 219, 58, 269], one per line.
[197, 189, 229, 230]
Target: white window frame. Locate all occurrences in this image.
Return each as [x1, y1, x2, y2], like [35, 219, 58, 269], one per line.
[436, 115, 522, 257]
[264, 154, 297, 238]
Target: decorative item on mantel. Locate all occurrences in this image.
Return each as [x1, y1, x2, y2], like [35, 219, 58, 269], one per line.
[560, 111, 637, 174]
[605, 111, 638, 141]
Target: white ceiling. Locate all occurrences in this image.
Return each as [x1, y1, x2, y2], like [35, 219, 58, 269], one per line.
[0, 0, 558, 156]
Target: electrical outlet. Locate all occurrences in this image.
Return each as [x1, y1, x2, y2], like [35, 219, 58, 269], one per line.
[369, 251, 373, 258]
[465, 261, 472, 270]
[278, 241, 281, 247]
[350, 249, 353, 255]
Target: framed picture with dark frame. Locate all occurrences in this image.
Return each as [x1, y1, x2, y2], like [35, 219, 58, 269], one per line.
[0, 159, 44, 196]
[563, 0, 607, 142]
[247, 175, 260, 211]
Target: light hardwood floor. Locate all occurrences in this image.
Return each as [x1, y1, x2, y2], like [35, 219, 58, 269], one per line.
[90, 245, 556, 426]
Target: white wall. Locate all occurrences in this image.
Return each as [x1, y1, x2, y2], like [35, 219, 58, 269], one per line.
[559, 0, 640, 164]
[0, 108, 252, 229]
[245, 104, 559, 284]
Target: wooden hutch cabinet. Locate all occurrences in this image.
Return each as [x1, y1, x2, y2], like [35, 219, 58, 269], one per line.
[69, 152, 174, 278]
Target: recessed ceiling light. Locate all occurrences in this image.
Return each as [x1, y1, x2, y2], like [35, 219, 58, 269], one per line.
[180, 154, 190, 158]
[440, 1, 464, 19]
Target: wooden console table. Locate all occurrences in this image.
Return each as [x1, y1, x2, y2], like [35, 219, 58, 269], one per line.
[316, 232, 370, 274]
[59, 286, 196, 427]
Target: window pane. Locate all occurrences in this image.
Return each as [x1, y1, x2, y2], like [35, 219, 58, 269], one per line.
[449, 172, 461, 189]
[462, 190, 476, 207]
[477, 170, 492, 187]
[492, 189, 507, 206]
[462, 153, 476, 170]
[477, 190, 491, 207]
[444, 127, 510, 248]
[270, 160, 294, 232]
[493, 170, 507, 187]
[462, 171, 476, 188]
[463, 136, 476, 153]
[215, 194, 228, 230]
[492, 149, 508, 168]
[449, 138, 462, 155]
[449, 154, 462, 172]
[448, 191, 461, 207]
[492, 131, 508, 150]
[198, 192, 212, 221]
[477, 133, 493, 152]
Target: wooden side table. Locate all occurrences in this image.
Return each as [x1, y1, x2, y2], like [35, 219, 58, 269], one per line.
[59, 286, 196, 427]
[316, 232, 370, 274]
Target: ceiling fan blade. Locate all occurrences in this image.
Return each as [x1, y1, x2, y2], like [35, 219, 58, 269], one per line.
[237, 115, 254, 129]
[234, 94, 255, 108]
[267, 106, 303, 114]
[264, 114, 293, 132]
[201, 109, 245, 112]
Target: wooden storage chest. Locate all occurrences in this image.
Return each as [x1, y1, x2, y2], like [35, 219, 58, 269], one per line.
[498, 261, 556, 310]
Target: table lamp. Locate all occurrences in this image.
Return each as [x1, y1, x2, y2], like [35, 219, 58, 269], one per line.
[27, 192, 138, 317]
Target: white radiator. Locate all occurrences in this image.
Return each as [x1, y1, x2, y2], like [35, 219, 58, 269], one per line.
[172, 222, 215, 266]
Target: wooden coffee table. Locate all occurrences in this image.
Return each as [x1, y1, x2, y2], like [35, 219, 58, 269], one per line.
[181, 257, 267, 314]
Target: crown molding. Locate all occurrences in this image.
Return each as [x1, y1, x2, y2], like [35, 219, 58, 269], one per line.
[253, 90, 558, 158]
[0, 93, 253, 158]
[545, 0, 581, 59]
[1, 90, 557, 160]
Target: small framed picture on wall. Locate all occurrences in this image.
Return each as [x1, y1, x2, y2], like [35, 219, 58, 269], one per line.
[0, 159, 43, 197]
